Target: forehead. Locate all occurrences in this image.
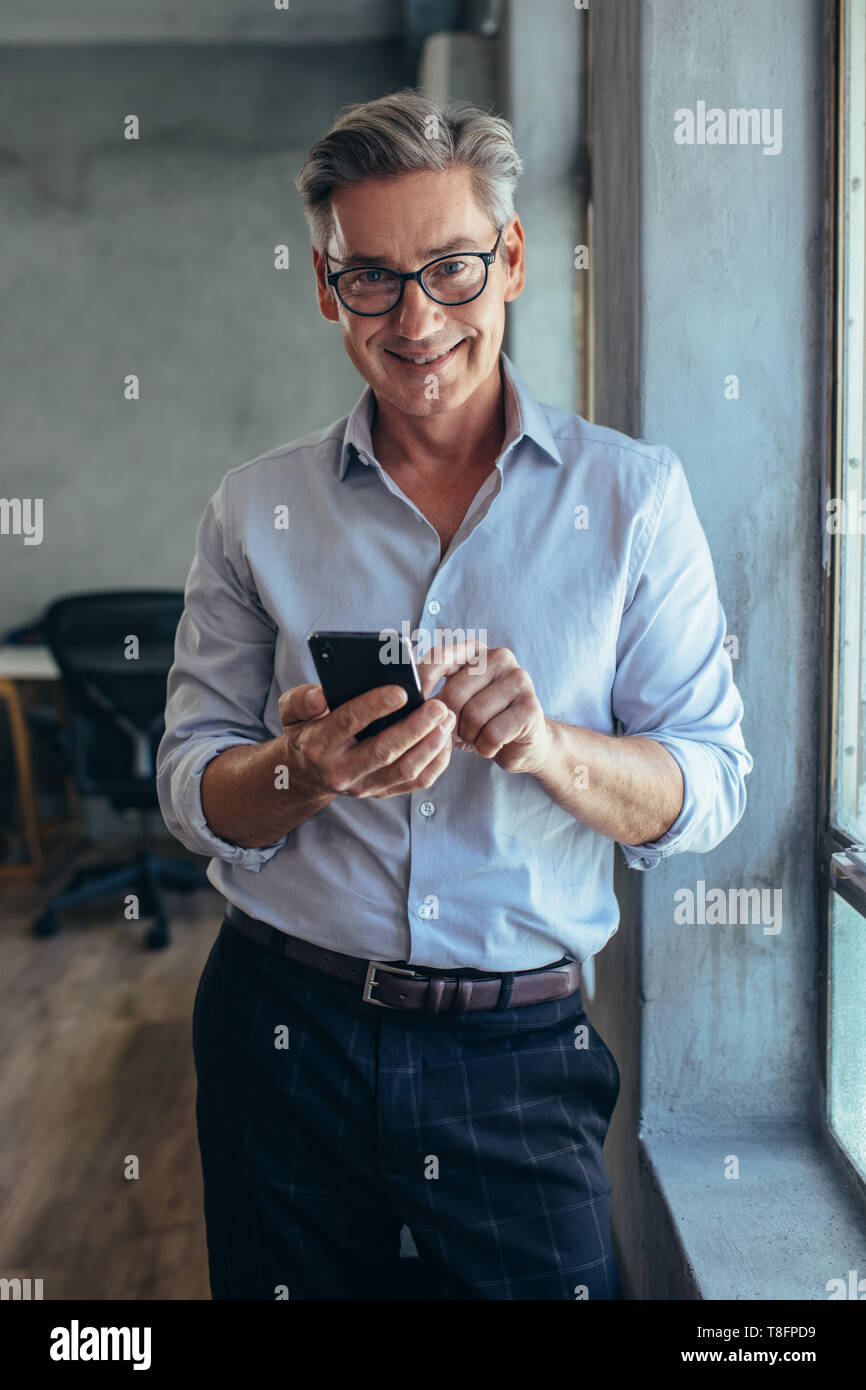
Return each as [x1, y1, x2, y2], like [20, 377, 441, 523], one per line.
[328, 166, 492, 262]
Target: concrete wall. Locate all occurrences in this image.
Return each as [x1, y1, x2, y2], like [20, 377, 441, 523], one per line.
[0, 42, 404, 636]
[588, 0, 834, 1297]
[0, 0, 402, 45]
[501, 1, 583, 412]
[637, 0, 826, 1125]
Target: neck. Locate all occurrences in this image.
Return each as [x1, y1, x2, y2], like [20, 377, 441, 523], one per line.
[370, 357, 507, 476]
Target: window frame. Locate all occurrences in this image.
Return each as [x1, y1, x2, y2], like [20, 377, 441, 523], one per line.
[819, 0, 866, 1197]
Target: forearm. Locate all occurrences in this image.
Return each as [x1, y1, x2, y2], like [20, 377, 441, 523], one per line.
[200, 736, 335, 849]
[533, 718, 684, 845]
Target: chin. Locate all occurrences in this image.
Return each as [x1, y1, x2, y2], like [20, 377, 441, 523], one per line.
[397, 375, 474, 410]
[400, 393, 461, 416]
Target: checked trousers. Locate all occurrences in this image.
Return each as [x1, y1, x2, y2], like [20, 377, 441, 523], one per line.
[192, 912, 622, 1301]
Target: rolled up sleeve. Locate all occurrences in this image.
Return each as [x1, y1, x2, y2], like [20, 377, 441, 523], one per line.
[156, 477, 288, 870]
[612, 449, 752, 869]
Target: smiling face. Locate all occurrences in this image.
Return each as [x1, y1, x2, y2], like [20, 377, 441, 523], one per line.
[313, 166, 525, 420]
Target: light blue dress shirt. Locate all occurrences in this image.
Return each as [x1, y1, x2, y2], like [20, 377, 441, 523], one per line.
[156, 352, 752, 970]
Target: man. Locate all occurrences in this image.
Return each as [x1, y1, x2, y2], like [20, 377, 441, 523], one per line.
[157, 89, 752, 1301]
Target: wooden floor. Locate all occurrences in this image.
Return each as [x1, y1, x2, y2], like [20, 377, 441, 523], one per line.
[0, 838, 221, 1299]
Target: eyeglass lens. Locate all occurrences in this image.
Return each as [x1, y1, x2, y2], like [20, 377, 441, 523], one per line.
[337, 255, 487, 312]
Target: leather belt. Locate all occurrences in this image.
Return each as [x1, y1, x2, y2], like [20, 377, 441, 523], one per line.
[223, 902, 581, 1014]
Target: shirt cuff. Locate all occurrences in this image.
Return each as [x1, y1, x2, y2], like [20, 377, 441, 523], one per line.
[617, 735, 711, 870]
[160, 737, 289, 871]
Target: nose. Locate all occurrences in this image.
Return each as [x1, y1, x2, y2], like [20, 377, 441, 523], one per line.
[392, 276, 447, 341]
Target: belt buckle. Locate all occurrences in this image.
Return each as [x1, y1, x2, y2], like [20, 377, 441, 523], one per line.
[362, 960, 418, 1007]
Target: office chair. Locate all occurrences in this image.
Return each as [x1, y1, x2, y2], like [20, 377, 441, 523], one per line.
[32, 590, 207, 949]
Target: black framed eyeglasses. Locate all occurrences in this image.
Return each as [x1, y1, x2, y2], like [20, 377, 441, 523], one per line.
[325, 229, 503, 317]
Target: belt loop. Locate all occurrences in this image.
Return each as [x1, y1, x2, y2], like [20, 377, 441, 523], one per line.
[452, 978, 474, 1014]
[424, 978, 446, 1014]
[493, 972, 515, 1011]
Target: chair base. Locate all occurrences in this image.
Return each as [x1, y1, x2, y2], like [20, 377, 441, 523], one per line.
[33, 848, 207, 949]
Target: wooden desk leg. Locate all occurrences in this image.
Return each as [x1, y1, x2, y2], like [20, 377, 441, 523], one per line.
[0, 678, 45, 878]
[52, 682, 85, 827]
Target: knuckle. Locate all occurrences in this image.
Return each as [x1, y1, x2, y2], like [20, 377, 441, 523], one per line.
[333, 704, 356, 736]
[370, 733, 396, 765]
[335, 706, 361, 739]
[299, 725, 321, 753]
[395, 755, 419, 783]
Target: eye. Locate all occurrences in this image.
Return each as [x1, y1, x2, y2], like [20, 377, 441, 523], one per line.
[425, 258, 472, 284]
[341, 267, 397, 293]
[343, 268, 384, 286]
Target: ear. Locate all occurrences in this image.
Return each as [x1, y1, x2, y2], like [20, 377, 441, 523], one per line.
[312, 247, 341, 324]
[501, 215, 526, 304]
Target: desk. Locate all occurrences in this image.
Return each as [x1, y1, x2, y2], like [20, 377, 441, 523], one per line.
[0, 644, 74, 879]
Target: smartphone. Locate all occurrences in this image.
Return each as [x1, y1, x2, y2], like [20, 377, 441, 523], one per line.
[307, 630, 425, 741]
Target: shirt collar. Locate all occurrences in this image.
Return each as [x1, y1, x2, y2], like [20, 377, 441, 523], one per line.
[337, 350, 563, 480]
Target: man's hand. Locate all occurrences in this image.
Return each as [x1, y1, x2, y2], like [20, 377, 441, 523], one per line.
[417, 640, 554, 776]
[278, 681, 456, 799]
[416, 638, 684, 843]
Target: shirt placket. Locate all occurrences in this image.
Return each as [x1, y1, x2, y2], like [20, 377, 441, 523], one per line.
[364, 444, 515, 965]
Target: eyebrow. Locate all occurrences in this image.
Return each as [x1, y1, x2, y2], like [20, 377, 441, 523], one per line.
[328, 238, 482, 267]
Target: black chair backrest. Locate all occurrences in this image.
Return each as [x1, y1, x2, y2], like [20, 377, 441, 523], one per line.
[42, 591, 185, 803]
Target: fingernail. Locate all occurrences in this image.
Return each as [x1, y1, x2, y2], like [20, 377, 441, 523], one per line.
[384, 688, 407, 707]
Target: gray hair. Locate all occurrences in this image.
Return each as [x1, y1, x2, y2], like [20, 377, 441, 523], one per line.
[295, 88, 522, 259]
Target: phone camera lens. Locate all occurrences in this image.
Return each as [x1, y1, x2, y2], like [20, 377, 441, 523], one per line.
[320, 643, 333, 663]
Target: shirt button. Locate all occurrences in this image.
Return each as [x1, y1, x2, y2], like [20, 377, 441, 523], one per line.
[427, 599, 441, 615]
[419, 800, 435, 817]
[417, 901, 433, 920]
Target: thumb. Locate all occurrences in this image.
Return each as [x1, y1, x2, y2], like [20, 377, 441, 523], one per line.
[278, 682, 329, 728]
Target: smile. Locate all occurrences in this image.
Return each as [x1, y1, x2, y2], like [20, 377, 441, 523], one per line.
[385, 340, 465, 371]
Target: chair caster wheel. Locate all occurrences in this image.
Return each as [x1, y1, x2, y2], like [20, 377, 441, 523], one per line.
[144, 921, 169, 951]
[33, 911, 58, 938]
